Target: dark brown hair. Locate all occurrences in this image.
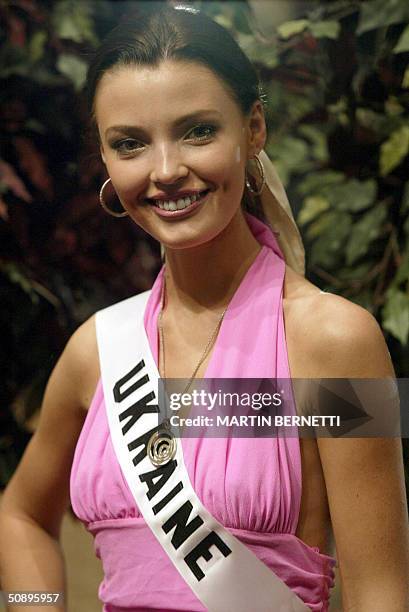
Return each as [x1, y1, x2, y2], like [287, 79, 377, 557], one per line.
[87, 3, 263, 118]
[86, 2, 265, 217]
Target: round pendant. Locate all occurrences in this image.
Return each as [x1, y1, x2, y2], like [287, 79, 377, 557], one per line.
[147, 426, 177, 467]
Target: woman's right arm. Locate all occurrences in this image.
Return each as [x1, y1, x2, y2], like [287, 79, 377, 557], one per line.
[0, 315, 98, 611]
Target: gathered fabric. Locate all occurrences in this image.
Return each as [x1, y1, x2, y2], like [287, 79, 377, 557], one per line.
[70, 212, 336, 611]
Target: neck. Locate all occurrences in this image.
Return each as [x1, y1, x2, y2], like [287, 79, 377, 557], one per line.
[162, 209, 262, 315]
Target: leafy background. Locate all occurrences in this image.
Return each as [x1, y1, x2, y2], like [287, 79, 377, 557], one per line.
[1, 0, 408, 497]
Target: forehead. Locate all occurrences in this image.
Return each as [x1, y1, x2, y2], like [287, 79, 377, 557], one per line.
[94, 59, 241, 128]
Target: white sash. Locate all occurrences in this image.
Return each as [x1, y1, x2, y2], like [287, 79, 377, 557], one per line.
[96, 290, 309, 612]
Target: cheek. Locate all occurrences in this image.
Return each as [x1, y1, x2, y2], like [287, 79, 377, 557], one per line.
[203, 143, 245, 193]
[221, 160, 246, 203]
[105, 158, 145, 201]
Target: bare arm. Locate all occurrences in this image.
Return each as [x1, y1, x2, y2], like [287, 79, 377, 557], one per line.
[310, 297, 409, 611]
[0, 316, 98, 611]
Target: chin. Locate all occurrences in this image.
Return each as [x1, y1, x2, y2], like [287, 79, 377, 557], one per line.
[157, 229, 222, 252]
[133, 206, 233, 250]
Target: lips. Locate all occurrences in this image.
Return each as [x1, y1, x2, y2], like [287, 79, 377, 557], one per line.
[147, 189, 210, 210]
[149, 188, 211, 219]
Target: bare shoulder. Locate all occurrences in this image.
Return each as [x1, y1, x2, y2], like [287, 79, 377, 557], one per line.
[63, 314, 100, 411]
[285, 270, 409, 608]
[284, 264, 394, 379]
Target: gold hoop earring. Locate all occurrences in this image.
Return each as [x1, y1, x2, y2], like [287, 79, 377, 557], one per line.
[99, 178, 129, 218]
[245, 154, 266, 196]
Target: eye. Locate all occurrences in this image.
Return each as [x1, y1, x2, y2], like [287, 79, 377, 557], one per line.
[111, 138, 143, 154]
[185, 124, 217, 142]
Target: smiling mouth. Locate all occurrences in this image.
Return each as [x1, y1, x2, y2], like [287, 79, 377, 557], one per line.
[147, 189, 210, 211]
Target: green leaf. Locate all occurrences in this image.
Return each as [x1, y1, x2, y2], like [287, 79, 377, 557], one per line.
[237, 34, 278, 68]
[298, 196, 329, 226]
[52, 0, 97, 45]
[296, 171, 345, 197]
[28, 65, 67, 87]
[24, 119, 46, 134]
[267, 136, 309, 170]
[326, 179, 377, 213]
[232, 4, 252, 34]
[381, 288, 409, 345]
[380, 125, 409, 176]
[357, 108, 408, 142]
[298, 174, 376, 213]
[29, 31, 47, 63]
[327, 96, 350, 126]
[1, 263, 39, 304]
[391, 249, 409, 287]
[402, 66, 409, 88]
[385, 95, 405, 117]
[357, 0, 409, 35]
[213, 14, 233, 31]
[402, 181, 409, 213]
[393, 24, 409, 53]
[297, 124, 328, 161]
[56, 54, 87, 91]
[306, 211, 332, 240]
[356, 108, 390, 137]
[0, 44, 29, 78]
[337, 262, 372, 281]
[277, 19, 309, 39]
[345, 203, 387, 265]
[308, 21, 340, 40]
[308, 211, 352, 268]
[281, 92, 316, 123]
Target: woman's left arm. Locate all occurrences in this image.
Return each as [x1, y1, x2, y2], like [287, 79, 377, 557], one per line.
[310, 297, 409, 612]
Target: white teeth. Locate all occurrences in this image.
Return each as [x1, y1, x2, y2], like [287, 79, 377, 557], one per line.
[177, 198, 187, 209]
[153, 191, 207, 211]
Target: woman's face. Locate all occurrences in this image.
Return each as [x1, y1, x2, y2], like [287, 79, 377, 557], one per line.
[95, 59, 265, 250]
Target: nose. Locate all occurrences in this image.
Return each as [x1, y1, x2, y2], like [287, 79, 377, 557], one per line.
[150, 143, 189, 185]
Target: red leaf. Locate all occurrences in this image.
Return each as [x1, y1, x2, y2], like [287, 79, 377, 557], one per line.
[8, 15, 26, 47]
[0, 196, 9, 221]
[0, 158, 32, 203]
[13, 137, 54, 199]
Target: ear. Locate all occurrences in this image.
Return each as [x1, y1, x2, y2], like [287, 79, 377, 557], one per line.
[100, 144, 107, 165]
[246, 100, 267, 157]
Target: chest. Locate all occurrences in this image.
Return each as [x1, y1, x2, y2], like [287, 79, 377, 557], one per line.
[158, 291, 333, 555]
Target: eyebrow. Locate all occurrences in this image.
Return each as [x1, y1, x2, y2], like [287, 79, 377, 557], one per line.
[104, 110, 223, 139]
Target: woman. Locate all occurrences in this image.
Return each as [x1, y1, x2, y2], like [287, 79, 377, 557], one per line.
[0, 5, 408, 612]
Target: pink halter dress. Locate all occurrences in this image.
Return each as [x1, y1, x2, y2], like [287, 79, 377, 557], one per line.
[70, 212, 337, 611]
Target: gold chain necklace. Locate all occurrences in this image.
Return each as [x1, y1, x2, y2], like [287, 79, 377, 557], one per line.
[158, 277, 228, 395]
